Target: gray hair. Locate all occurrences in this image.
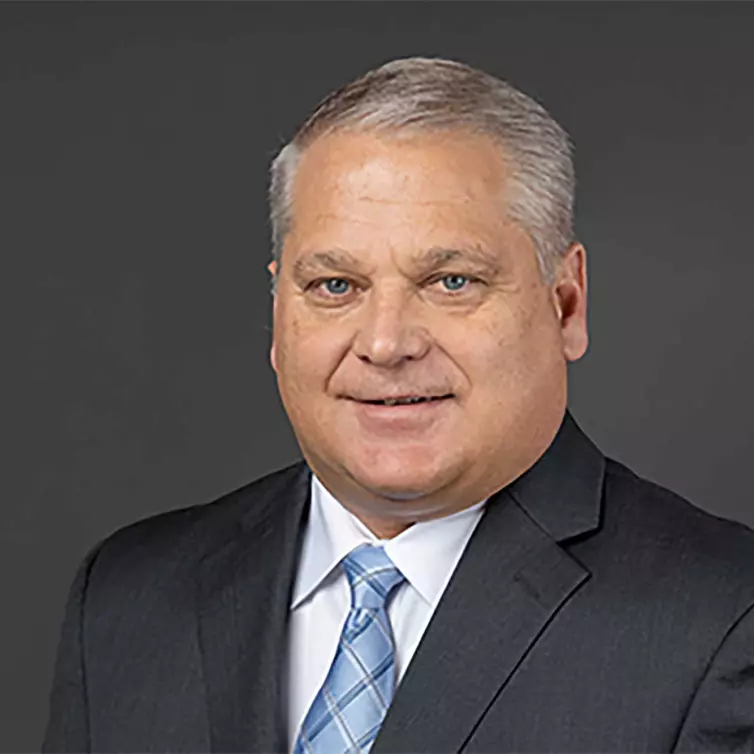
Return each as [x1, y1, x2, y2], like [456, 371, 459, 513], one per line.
[268, 57, 576, 293]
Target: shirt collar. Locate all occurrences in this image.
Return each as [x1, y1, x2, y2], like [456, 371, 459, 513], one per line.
[291, 472, 487, 611]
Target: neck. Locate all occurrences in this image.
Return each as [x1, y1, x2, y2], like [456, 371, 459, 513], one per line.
[356, 514, 415, 540]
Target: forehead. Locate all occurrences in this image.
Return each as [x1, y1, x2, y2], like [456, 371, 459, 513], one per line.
[293, 128, 508, 203]
[286, 129, 514, 255]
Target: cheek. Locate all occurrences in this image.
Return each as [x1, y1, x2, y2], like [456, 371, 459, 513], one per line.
[462, 306, 558, 392]
[278, 317, 346, 388]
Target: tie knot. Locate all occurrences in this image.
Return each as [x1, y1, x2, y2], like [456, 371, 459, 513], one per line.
[341, 544, 405, 610]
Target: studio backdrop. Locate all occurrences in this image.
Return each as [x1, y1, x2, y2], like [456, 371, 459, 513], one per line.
[2, 2, 753, 751]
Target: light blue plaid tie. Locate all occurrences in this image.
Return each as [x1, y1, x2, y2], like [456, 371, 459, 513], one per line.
[293, 543, 406, 754]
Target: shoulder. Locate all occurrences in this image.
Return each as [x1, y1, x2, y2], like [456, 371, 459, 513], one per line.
[77, 460, 307, 598]
[592, 458, 754, 615]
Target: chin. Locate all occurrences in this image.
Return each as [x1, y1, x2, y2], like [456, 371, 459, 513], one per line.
[344, 453, 449, 501]
[363, 485, 430, 502]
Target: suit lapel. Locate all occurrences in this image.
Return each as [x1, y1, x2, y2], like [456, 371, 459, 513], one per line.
[195, 461, 311, 754]
[192, 409, 605, 753]
[373, 410, 606, 753]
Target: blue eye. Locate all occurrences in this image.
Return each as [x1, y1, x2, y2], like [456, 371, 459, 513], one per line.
[321, 278, 350, 295]
[311, 274, 478, 299]
[440, 274, 470, 291]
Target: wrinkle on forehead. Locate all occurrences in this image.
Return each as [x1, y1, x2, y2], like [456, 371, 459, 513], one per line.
[334, 197, 473, 207]
[292, 244, 505, 280]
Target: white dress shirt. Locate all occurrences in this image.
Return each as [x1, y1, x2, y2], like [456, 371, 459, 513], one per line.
[286, 472, 487, 750]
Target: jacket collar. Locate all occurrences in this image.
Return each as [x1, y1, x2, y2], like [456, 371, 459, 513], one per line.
[196, 407, 605, 753]
[505, 408, 605, 542]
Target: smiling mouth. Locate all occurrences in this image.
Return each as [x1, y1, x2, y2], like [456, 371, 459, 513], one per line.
[355, 394, 454, 406]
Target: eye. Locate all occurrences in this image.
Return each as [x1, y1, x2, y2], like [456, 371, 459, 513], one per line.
[439, 274, 470, 292]
[433, 274, 482, 293]
[310, 277, 353, 297]
[308, 273, 482, 300]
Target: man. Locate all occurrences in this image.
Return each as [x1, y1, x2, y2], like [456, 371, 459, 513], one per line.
[43, 57, 754, 753]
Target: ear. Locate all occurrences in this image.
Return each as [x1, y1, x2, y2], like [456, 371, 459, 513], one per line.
[268, 261, 279, 373]
[552, 242, 589, 362]
[270, 338, 278, 374]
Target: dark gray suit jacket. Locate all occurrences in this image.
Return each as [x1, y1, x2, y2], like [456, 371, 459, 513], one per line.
[43, 410, 754, 753]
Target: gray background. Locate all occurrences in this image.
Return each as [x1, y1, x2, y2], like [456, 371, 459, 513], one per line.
[2, 2, 753, 750]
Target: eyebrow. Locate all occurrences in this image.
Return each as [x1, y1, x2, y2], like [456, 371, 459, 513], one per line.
[292, 245, 502, 279]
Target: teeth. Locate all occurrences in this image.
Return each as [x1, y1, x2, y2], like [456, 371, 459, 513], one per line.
[359, 395, 452, 406]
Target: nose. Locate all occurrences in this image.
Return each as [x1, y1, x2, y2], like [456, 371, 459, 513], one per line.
[352, 288, 432, 368]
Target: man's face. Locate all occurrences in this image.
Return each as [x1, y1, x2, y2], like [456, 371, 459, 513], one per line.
[269, 129, 587, 534]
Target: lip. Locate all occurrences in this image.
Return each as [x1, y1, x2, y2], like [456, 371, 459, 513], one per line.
[347, 395, 455, 432]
